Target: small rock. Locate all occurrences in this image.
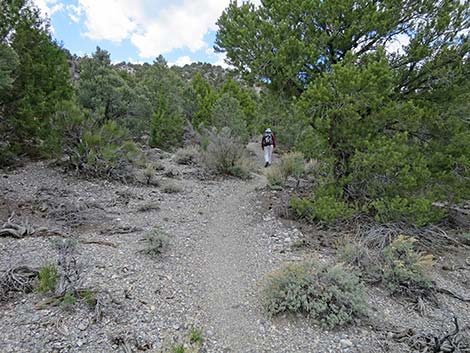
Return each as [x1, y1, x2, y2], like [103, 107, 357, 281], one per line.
[284, 237, 292, 243]
[173, 324, 180, 330]
[340, 339, 353, 347]
[78, 322, 88, 331]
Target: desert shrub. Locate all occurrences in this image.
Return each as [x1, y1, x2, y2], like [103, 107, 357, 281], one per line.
[140, 228, 170, 256]
[36, 264, 58, 293]
[339, 235, 434, 296]
[174, 145, 200, 165]
[202, 127, 252, 178]
[279, 152, 305, 180]
[262, 261, 368, 329]
[382, 235, 434, 295]
[266, 164, 286, 189]
[55, 103, 139, 180]
[303, 159, 321, 179]
[162, 181, 183, 193]
[143, 162, 156, 184]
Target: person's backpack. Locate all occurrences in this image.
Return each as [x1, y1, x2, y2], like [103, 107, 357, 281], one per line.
[263, 132, 273, 146]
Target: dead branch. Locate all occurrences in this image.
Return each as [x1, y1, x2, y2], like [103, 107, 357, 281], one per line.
[436, 287, 470, 302]
[390, 316, 470, 352]
[55, 240, 81, 297]
[100, 225, 143, 235]
[0, 266, 39, 302]
[80, 240, 118, 248]
[0, 213, 64, 238]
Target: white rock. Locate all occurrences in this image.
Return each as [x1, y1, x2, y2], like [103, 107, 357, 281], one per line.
[340, 339, 353, 347]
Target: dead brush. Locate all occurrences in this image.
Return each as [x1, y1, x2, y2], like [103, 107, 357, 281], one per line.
[0, 266, 39, 302]
[391, 316, 470, 352]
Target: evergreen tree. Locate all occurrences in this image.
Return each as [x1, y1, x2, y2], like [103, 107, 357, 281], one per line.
[191, 72, 217, 128]
[1, 1, 72, 158]
[216, 0, 470, 225]
[211, 93, 249, 143]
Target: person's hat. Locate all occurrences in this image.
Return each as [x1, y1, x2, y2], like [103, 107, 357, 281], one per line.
[266, 128, 272, 133]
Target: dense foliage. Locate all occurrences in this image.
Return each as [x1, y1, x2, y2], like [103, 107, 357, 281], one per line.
[216, 0, 470, 225]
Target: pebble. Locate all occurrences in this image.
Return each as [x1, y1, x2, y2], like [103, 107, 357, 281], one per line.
[340, 339, 353, 347]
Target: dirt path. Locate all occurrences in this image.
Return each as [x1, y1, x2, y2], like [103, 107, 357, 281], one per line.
[191, 173, 271, 351]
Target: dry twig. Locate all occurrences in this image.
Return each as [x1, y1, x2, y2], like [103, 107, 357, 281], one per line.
[0, 266, 39, 301]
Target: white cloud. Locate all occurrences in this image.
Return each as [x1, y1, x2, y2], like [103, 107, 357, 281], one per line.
[66, 4, 83, 23]
[78, 0, 137, 42]
[130, 0, 227, 58]
[169, 55, 194, 67]
[385, 33, 410, 55]
[66, 0, 260, 58]
[33, 0, 63, 17]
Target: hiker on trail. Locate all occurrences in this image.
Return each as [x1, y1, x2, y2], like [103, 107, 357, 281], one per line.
[261, 128, 276, 167]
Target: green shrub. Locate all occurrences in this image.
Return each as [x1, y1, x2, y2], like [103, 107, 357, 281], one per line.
[174, 146, 200, 165]
[371, 196, 445, 227]
[59, 291, 76, 311]
[80, 289, 97, 309]
[202, 127, 252, 178]
[288, 196, 354, 223]
[189, 327, 204, 344]
[382, 235, 434, 295]
[0, 144, 17, 168]
[313, 196, 355, 223]
[170, 344, 185, 353]
[262, 261, 368, 329]
[55, 103, 139, 180]
[288, 197, 315, 220]
[36, 265, 58, 293]
[140, 228, 170, 256]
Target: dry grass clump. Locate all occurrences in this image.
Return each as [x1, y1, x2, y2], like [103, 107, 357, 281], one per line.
[266, 165, 286, 189]
[174, 146, 200, 165]
[162, 181, 183, 193]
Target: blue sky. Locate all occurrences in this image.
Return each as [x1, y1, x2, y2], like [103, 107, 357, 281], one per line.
[33, 0, 260, 66]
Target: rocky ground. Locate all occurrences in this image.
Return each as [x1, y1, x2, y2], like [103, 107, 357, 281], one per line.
[0, 144, 469, 353]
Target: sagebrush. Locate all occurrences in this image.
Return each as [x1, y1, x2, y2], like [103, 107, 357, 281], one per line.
[262, 261, 368, 328]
